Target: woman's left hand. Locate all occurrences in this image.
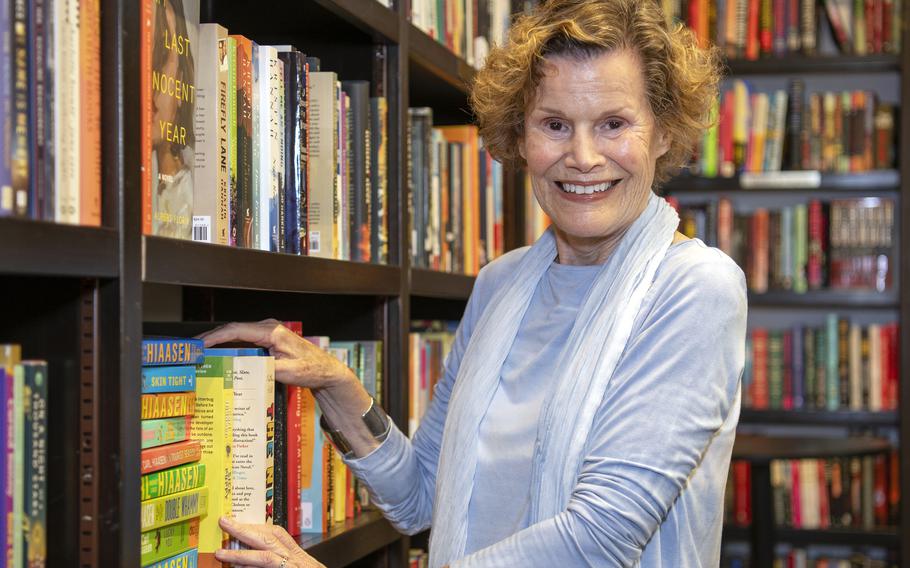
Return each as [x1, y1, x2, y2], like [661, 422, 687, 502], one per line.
[214, 517, 326, 568]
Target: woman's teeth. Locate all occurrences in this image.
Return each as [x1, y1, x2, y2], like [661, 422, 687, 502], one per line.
[558, 181, 618, 194]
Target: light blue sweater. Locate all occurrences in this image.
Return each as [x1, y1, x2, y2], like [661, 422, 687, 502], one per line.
[347, 238, 748, 567]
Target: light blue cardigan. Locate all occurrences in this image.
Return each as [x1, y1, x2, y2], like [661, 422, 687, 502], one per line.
[347, 238, 747, 567]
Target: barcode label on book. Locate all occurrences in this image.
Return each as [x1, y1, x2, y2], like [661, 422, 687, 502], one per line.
[192, 216, 211, 243]
[309, 231, 320, 253]
[300, 503, 313, 529]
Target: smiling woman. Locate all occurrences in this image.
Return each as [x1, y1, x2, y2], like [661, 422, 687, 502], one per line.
[203, 1, 747, 567]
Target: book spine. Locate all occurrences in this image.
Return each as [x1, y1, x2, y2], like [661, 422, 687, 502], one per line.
[146, 548, 199, 568]
[341, 81, 369, 262]
[277, 51, 298, 254]
[140, 0, 152, 232]
[22, 362, 47, 566]
[0, 371, 5, 563]
[307, 72, 338, 258]
[140, 517, 199, 566]
[142, 338, 205, 366]
[0, 0, 12, 217]
[227, 36, 238, 246]
[251, 42, 262, 251]
[232, 35, 254, 248]
[140, 439, 202, 475]
[28, 0, 46, 220]
[193, 23, 224, 244]
[10, 0, 30, 218]
[286, 386, 302, 535]
[299, 388, 324, 533]
[3, 368, 12, 564]
[141, 392, 197, 420]
[215, 33, 230, 246]
[141, 415, 193, 449]
[140, 486, 209, 532]
[140, 462, 206, 501]
[272, 53, 286, 254]
[142, 365, 197, 394]
[79, 0, 101, 226]
[11, 365, 24, 567]
[300, 56, 310, 254]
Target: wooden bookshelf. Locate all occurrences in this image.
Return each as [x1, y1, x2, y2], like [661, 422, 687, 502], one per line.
[663, 169, 900, 193]
[0, 218, 118, 278]
[300, 511, 401, 568]
[739, 409, 899, 426]
[747, 290, 899, 308]
[410, 268, 475, 300]
[724, 54, 900, 75]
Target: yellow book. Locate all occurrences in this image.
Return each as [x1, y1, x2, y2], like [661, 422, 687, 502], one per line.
[140, 487, 209, 532]
[331, 447, 346, 525]
[192, 355, 234, 568]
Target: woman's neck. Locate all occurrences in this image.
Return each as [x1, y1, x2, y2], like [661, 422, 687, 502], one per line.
[553, 229, 690, 266]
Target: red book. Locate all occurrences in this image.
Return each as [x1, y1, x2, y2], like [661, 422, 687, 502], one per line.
[733, 461, 752, 525]
[284, 321, 304, 534]
[807, 200, 825, 289]
[817, 459, 830, 528]
[717, 198, 734, 256]
[751, 328, 769, 409]
[140, 439, 202, 474]
[782, 330, 793, 409]
[746, 0, 761, 59]
[879, 323, 891, 409]
[751, 209, 769, 293]
[873, 454, 888, 525]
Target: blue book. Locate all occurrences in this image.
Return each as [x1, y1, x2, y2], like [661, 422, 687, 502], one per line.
[791, 325, 804, 409]
[142, 338, 205, 367]
[204, 347, 267, 357]
[141, 365, 197, 394]
[299, 401, 325, 534]
[0, 368, 6, 561]
[144, 548, 198, 568]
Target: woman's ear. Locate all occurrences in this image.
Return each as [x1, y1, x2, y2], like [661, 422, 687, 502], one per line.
[654, 127, 670, 159]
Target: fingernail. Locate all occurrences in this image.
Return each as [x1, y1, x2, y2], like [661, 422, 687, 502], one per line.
[215, 549, 225, 559]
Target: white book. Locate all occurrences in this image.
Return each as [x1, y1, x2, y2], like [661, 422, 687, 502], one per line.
[848, 324, 862, 410]
[54, 0, 81, 223]
[194, 23, 230, 244]
[231, 356, 276, 526]
[306, 72, 338, 258]
[256, 45, 276, 251]
[799, 459, 819, 529]
[267, 50, 285, 253]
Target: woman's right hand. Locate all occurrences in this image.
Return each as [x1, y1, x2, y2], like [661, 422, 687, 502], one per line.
[196, 319, 356, 391]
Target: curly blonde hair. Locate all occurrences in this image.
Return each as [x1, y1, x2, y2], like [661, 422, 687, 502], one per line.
[470, 0, 720, 185]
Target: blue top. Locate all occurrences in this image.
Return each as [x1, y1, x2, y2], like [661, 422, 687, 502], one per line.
[347, 238, 748, 567]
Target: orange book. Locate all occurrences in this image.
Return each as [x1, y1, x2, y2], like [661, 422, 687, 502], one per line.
[140, 439, 202, 474]
[438, 126, 480, 274]
[141, 392, 197, 419]
[80, 0, 101, 226]
[141, 0, 154, 233]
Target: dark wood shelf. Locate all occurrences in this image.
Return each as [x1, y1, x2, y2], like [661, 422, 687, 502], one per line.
[774, 527, 900, 548]
[410, 268, 475, 300]
[733, 434, 893, 461]
[724, 54, 900, 75]
[722, 525, 751, 542]
[748, 289, 898, 308]
[0, 218, 118, 278]
[408, 24, 475, 93]
[664, 170, 900, 193]
[300, 510, 401, 568]
[311, 0, 399, 42]
[142, 236, 401, 295]
[739, 409, 899, 426]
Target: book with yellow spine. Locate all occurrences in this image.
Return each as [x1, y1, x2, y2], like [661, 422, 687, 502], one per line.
[140, 487, 208, 532]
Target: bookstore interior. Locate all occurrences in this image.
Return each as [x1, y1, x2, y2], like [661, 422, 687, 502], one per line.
[0, 0, 907, 566]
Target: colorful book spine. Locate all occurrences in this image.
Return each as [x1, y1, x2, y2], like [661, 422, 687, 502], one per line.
[142, 416, 194, 449]
[193, 354, 233, 568]
[22, 362, 48, 566]
[142, 338, 205, 367]
[299, 387, 326, 534]
[79, 0, 102, 226]
[54, 0, 80, 223]
[140, 486, 208, 532]
[251, 41, 262, 251]
[141, 392, 197, 420]
[141, 462, 207, 501]
[230, 34, 254, 248]
[142, 365, 198, 394]
[145, 546, 198, 568]
[227, 36, 238, 246]
[231, 356, 275, 527]
[141, 440, 203, 475]
[140, 517, 199, 566]
[11, 363, 24, 567]
[307, 71, 339, 258]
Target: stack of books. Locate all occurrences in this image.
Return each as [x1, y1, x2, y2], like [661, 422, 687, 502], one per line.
[1, 345, 48, 566]
[140, 338, 207, 568]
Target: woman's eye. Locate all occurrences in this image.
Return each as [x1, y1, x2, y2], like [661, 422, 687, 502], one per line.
[605, 119, 624, 130]
[546, 120, 565, 132]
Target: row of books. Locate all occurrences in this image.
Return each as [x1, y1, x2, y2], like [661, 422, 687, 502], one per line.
[139, 339, 209, 568]
[409, 547, 429, 568]
[139, 332, 383, 566]
[722, 544, 897, 567]
[408, 0, 512, 68]
[0, 0, 101, 224]
[667, 0, 902, 58]
[0, 346, 47, 567]
[522, 174, 551, 246]
[726, 451, 900, 531]
[142, 1, 390, 264]
[744, 319, 899, 412]
[693, 81, 894, 177]
[672, 197, 895, 293]
[409, 109, 505, 275]
[408, 321, 456, 436]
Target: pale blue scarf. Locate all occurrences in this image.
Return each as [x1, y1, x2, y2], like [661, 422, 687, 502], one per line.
[429, 192, 680, 567]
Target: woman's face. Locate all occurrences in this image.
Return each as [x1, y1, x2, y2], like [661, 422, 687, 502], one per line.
[520, 49, 669, 251]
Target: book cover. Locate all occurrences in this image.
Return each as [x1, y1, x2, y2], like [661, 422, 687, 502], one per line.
[142, 338, 205, 367]
[227, 36, 238, 246]
[276, 48, 307, 255]
[22, 361, 47, 567]
[142, 365, 197, 394]
[193, 23, 230, 245]
[146, 547, 198, 568]
[370, 96, 388, 264]
[193, 353, 233, 568]
[341, 81, 370, 262]
[140, 486, 208, 532]
[229, 34, 254, 248]
[9, 0, 30, 218]
[142, 416, 193, 449]
[141, 440, 202, 475]
[141, 392, 197, 420]
[231, 356, 275, 528]
[28, 0, 48, 220]
[144, 0, 199, 239]
[268, 50, 286, 254]
[298, 387, 326, 534]
[251, 41, 263, 251]
[50, 0, 80, 222]
[141, 462, 207, 501]
[307, 71, 339, 258]
[140, 517, 199, 566]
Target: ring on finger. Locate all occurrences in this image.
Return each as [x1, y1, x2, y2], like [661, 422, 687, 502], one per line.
[278, 556, 289, 568]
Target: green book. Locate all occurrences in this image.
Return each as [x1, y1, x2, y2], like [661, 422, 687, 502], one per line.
[701, 98, 719, 177]
[141, 462, 207, 501]
[767, 331, 783, 409]
[826, 313, 839, 410]
[792, 204, 808, 293]
[142, 416, 192, 449]
[140, 518, 198, 566]
[12, 364, 24, 568]
[227, 36, 238, 246]
[140, 486, 208, 532]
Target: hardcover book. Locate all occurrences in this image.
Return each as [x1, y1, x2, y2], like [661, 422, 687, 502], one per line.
[140, 517, 199, 566]
[140, 486, 208, 532]
[142, 338, 205, 367]
[231, 356, 275, 528]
